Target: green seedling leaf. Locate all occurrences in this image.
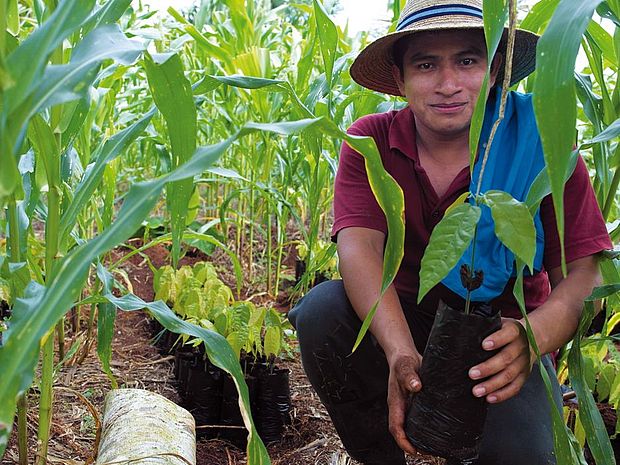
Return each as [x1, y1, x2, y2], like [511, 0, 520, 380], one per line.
[418, 203, 481, 304]
[533, 0, 604, 276]
[7, 0, 18, 35]
[264, 326, 281, 359]
[480, 190, 536, 271]
[569, 301, 617, 464]
[597, 363, 617, 402]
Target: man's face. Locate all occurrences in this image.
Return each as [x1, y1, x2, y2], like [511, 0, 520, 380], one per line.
[392, 29, 500, 141]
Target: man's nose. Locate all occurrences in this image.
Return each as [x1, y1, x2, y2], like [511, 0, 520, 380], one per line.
[436, 66, 461, 94]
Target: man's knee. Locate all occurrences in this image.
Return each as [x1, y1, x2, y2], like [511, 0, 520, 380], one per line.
[288, 279, 354, 344]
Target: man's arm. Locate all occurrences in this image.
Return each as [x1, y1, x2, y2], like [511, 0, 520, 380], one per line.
[468, 255, 602, 403]
[337, 226, 422, 454]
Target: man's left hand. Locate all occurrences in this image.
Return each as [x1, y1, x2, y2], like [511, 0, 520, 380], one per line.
[468, 318, 535, 403]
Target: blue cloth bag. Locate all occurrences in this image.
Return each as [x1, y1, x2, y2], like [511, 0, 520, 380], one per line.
[441, 89, 546, 301]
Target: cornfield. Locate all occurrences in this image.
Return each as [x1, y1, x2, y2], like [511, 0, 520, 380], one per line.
[0, 0, 619, 464]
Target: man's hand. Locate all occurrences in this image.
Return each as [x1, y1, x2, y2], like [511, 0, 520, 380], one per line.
[468, 318, 534, 403]
[387, 353, 423, 454]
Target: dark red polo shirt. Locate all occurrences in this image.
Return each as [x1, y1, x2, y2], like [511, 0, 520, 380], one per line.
[332, 108, 612, 318]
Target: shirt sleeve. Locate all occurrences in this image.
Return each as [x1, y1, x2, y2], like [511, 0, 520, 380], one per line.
[541, 155, 612, 270]
[331, 119, 388, 241]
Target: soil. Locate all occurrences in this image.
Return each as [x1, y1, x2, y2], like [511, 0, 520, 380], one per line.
[1, 242, 444, 465]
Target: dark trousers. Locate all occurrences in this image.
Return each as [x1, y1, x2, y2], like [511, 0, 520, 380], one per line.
[288, 280, 563, 465]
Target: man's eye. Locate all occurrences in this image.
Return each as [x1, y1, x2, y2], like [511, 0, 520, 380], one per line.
[418, 63, 433, 70]
[462, 58, 475, 65]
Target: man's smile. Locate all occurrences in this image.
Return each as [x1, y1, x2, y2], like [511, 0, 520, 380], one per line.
[429, 102, 468, 113]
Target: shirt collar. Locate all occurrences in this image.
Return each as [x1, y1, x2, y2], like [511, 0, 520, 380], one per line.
[389, 107, 419, 162]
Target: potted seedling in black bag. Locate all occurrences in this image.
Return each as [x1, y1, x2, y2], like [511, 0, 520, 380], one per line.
[403, 12, 544, 462]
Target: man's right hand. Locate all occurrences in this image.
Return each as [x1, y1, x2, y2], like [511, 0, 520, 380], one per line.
[387, 352, 423, 455]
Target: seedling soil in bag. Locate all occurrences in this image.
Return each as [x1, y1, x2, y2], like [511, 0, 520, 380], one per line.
[406, 301, 501, 462]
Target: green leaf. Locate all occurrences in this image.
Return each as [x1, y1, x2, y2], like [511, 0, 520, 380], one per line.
[144, 52, 196, 267]
[59, 109, 155, 247]
[313, 0, 338, 90]
[264, 326, 281, 358]
[586, 284, 620, 301]
[480, 190, 536, 271]
[520, 0, 560, 34]
[96, 263, 118, 389]
[533, 0, 604, 276]
[597, 363, 617, 402]
[4, 0, 96, 115]
[82, 0, 132, 32]
[418, 203, 481, 304]
[6, 0, 18, 35]
[512, 261, 586, 465]
[568, 301, 617, 464]
[30, 24, 145, 114]
[524, 150, 579, 214]
[580, 117, 620, 148]
[345, 134, 406, 351]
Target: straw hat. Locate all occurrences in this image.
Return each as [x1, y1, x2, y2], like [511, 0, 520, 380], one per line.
[350, 0, 539, 96]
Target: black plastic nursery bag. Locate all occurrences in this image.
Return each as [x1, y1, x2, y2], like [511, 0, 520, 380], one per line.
[406, 301, 501, 462]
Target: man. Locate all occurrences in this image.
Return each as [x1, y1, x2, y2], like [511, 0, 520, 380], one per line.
[289, 0, 612, 464]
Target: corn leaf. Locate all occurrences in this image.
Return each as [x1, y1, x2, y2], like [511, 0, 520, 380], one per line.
[346, 134, 406, 351]
[480, 190, 536, 271]
[96, 263, 118, 389]
[144, 52, 196, 267]
[313, 0, 338, 90]
[59, 109, 155, 248]
[3, 0, 95, 116]
[512, 262, 585, 465]
[418, 203, 481, 304]
[30, 24, 144, 115]
[568, 301, 617, 464]
[533, 0, 604, 276]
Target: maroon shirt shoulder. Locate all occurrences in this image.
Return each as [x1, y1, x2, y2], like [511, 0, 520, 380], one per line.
[332, 108, 612, 317]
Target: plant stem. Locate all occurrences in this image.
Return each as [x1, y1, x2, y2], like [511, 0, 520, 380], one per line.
[602, 146, 620, 221]
[466, 0, 517, 311]
[38, 40, 63, 463]
[8, 197, 29, 465]
[474, 0, 517, 199]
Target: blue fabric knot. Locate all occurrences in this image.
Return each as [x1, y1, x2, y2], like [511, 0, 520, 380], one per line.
[440, 89, 546, 301]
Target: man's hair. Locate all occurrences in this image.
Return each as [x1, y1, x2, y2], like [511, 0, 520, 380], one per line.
[392, 36, 410, 75]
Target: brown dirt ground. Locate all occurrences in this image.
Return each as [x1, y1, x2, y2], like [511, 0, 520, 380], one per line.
[0, 240, 439, 465]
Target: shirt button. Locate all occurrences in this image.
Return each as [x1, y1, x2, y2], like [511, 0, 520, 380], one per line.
[431, 211, 440, 219]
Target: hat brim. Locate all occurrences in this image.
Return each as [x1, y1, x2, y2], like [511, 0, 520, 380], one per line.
[350, 24, 539, 96]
